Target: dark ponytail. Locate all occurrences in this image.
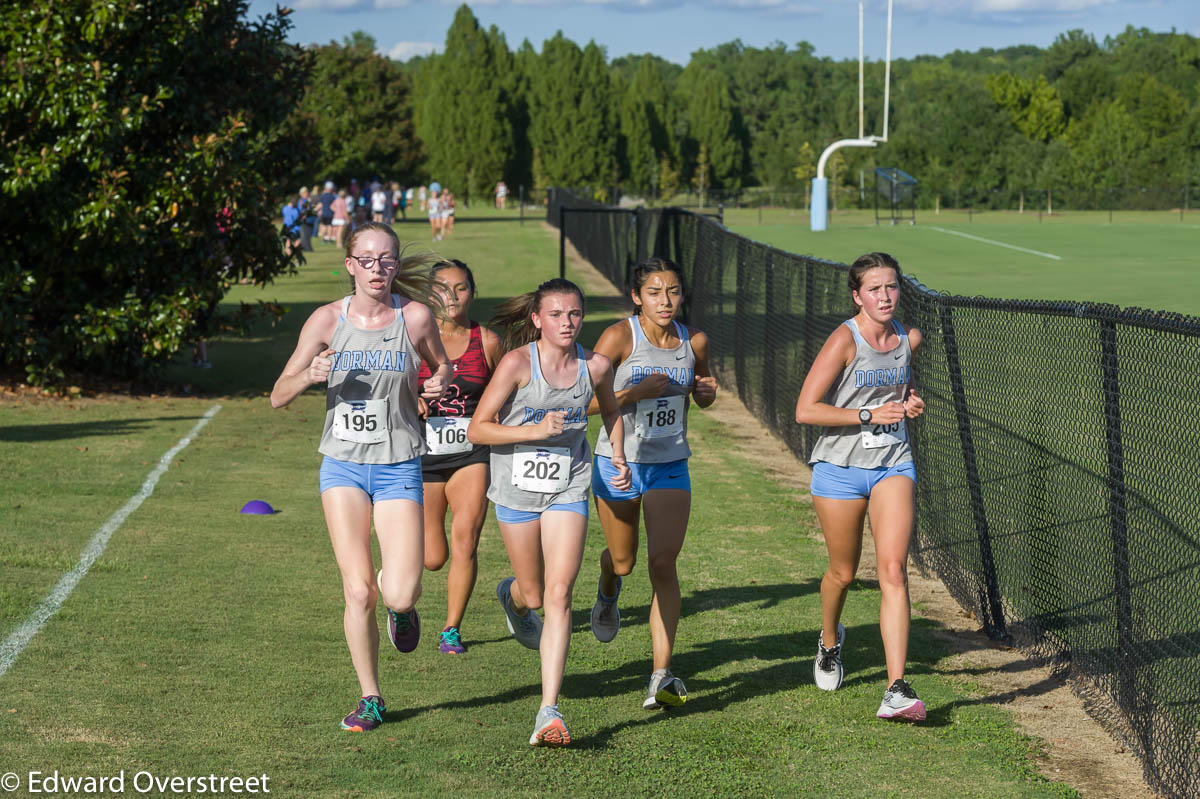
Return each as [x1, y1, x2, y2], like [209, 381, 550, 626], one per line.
[490, 278, 585, 351]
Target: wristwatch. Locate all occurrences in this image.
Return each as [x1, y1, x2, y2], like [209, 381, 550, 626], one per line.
[858, 407, 872, 424]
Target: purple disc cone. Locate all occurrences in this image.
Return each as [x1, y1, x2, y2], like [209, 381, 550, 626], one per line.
[240, 499, 274, 515]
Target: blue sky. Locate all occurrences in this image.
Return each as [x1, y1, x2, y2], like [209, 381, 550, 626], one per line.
[248, 1, 1198, 65]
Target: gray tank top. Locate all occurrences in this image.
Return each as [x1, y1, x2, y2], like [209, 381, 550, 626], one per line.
[808, 318, 913, 469]
[487, 342, 594, 511]
[595, 317, 694, 463]
[318, 295, 425, 464]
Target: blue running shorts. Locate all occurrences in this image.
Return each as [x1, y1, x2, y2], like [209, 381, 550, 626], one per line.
[592, 455, 691, 502]
[494, 500, 589, 524]
[319, 456, 424, 504]
[809, 460, 916, 500]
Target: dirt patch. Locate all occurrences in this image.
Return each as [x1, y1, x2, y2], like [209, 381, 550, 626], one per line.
[555, 226, 1154, 799]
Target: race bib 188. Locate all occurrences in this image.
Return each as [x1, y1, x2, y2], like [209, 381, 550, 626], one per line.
[634, 395, 685, 439]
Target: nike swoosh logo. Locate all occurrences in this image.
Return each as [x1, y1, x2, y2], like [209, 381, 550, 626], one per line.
[668, 474, 682, 479]
[383, 336, 398, 342]
[573, 391, 585, 398]
[893, 354, 903, 360]
[675, 354, 687, 360]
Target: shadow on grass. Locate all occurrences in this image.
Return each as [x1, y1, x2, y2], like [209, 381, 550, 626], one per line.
[0, 416, 208, 442]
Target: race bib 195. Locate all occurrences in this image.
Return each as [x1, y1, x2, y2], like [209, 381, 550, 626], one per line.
[332, 399, 389, 444]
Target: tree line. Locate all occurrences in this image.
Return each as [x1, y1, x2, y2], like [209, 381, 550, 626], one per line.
[299, 4, 1200, 211]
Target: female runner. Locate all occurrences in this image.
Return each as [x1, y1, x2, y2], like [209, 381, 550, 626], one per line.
[794, 251, 927, 721]
[587, 257, 717, 710]
[271, 222, 452, 732]
[468, 278, 631, 747]
[418, 260, 502, 654]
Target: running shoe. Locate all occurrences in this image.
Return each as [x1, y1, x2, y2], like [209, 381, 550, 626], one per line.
[813, 622, 846, 692]
[643, 668, 688, 709]
[378, 570, 421, 653]
[529, 704, 571, 747]
[340, 695, 386, 731]
[439, 626, 466, 655]
[497, 577, 542, 650]
[386, 607, 421, 653]
[590, 575, 622, 643]
[876, 678, 926, 721]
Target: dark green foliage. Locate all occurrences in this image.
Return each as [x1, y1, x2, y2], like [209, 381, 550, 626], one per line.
[0, 0, 308, 385]
[297, 32, 422, 185]
[415, 5, 515, 204]
[526, 34, 618, 191]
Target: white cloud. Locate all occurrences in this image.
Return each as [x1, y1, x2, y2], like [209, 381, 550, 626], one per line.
[894, 0, 1119, 13]
[386, 41, 439, 60]
[292, 0, 412, 7]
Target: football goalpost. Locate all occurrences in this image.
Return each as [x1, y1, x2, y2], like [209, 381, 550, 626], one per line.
[811, 0, 893, 232]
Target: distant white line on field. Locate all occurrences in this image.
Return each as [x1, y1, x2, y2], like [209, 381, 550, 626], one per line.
[929, 226, 1061, 261]
[0, 403, 221, 679]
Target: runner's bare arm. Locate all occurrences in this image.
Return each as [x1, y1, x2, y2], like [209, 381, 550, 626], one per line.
[689, 328, 717, 408]
[271, 304, 339, 409]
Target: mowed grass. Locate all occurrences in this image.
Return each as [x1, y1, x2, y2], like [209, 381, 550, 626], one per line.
[0, 218, 1079, 797]
[723, 207, 1200, 314]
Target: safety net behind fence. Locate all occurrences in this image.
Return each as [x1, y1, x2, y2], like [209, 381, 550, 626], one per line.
[548, 190, 1200, 799]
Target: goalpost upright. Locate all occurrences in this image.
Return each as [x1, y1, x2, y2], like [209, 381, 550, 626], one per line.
[811, 0, 893, 231]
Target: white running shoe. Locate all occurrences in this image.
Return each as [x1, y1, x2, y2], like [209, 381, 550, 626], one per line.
[497, 577, 542, 650]
[813, 622, 846, 691]
[590, 576, 622, 643]
[876, 678, 926, 721]
[643, 668, 688, 709]
[529, 704, 571, 747]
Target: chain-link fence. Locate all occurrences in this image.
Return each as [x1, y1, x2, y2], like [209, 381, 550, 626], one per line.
[548, 188, 1200, 799]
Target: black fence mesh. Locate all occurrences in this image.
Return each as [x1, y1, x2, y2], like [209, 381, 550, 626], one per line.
[548, 189, 1200, 799]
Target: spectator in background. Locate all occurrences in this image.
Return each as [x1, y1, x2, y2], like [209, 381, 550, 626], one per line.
[442, 190, 455, 238]
[319, 181, 337, 244]
[282, 196, 302, 255]
[419, 184, 427, 212]
[496, 180, 508, 210]
[372, 183, 389, 224]
[332, 189, 350, 249]
[391, 182, 404, 223]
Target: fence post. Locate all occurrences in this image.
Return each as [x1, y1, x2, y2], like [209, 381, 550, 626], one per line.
[1099, 318, 1140, 734]
[520, 185, 525, 226]
[939, 302, 1007, 639]
[559, 206, 567, 280]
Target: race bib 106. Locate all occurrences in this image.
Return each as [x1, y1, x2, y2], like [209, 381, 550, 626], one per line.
[332, 399, 389, 444]
[425, 416, 473, 455]
[634, 395, 685, 439]
[512, 445, 570, 493]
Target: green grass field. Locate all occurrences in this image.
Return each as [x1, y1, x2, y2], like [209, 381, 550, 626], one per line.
[0, 218, 1084, 797]
[722, 207, 1200, 315]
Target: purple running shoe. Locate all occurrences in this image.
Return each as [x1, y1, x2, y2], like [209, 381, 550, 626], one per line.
[341, 695, 386, 731]
[439, 626, 466, 654]
[386, 606, 421, 653]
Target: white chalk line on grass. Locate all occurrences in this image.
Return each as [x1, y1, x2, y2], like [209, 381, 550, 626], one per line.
[929, 226, 1062, 261]
[0, 403, 221, 679]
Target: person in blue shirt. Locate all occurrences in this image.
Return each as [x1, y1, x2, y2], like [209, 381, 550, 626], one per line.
[281, 196, 302, 255]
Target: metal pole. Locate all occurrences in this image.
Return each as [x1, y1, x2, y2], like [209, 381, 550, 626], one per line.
[520, 185, 525, 226]
[558, 206, 566, 280]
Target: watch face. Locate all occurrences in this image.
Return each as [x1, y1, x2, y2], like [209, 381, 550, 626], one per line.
[859, 408, 871, 423]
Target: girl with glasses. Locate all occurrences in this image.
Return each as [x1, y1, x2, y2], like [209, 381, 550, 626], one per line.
[271, 222, 452, 732]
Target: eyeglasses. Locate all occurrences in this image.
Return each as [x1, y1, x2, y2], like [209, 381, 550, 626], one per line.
[349, 255, 399, 270]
